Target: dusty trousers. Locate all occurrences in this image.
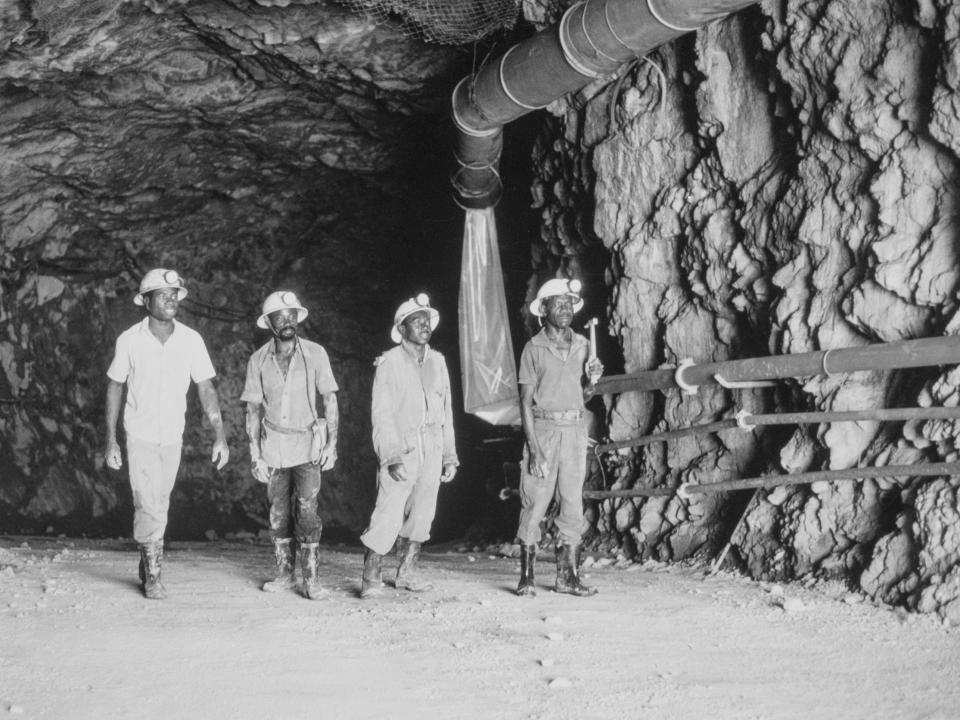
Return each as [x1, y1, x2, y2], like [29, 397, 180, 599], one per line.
[266, 463, 322, 543]
[361, 425, 443, 556]
[126, 437, 183, 544]
[516, 417, 588, 546]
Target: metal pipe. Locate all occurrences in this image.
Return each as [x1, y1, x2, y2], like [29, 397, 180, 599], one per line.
[595, 405, 960, 454]
[451, 0, 759, 207]
[584, 462, 960, 499]
[684, 461, 960, 495]
[589, 336, 960, 397]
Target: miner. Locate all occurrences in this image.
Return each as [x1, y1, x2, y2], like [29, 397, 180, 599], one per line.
[514, 278, 603, 597]
[104, 268, 230, 600]
[359, 293, 459, 599]
[241, 291, 340, 600]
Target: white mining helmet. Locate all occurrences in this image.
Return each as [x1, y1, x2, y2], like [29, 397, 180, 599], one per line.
[257, 290, 309, 329]
[133, 268, 188, 306]
[391, 292, 440, 343]
[529, 278, 584, 317]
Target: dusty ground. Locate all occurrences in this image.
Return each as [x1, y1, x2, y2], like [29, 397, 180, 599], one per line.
[0, 537, 958, 720]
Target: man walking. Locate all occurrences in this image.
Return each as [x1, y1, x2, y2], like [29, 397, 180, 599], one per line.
[241, 291, 339, 600]
[104, 268, 230, 600]
[514, 278, 603, 597]
[359, 293, 458, 599]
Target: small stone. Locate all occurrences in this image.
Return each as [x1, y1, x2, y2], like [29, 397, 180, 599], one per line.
[479, 599, 491, 606]
[548, 677, 572, 689]
[539, 658, 554, 667]
[542, 616, 563, 625]
[545, 632, 564, 641]
[467, 556, 477, 563]
[781, 598, 805, 613]
[8, 705, 25, 715]
[843, 594, 862, 605]
[204, 529, 218, 541]
[580, 556, 595, 568]
[452, 642, 465, 649]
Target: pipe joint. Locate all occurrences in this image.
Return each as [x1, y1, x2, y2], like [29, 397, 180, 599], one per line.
[558, 2, 609, 79]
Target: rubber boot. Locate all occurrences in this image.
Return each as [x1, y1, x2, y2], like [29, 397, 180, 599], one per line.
[262, 538, 296, 592]
[554, 543, 598, 597]
[395, 537, 432, 592]
[300, 542, 326, 600]
[516, 544, 537, 597]
[360, 548, 383, 599]
[139, 541, 167, 600]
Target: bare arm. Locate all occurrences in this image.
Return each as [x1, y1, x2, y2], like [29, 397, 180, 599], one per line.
[319, 392, 338, 471]
[104, 380, 124, 469]
[197, 378, 229, 470]
[519, 383, 546, 478]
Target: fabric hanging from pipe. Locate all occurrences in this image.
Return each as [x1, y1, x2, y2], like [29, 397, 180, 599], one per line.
[457, 207, 521, 425]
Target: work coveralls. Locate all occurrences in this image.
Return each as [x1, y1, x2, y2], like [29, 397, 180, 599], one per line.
[241, 339, 339, 544]
[360, 342, 458, 555]
[516, 328, 590, 546]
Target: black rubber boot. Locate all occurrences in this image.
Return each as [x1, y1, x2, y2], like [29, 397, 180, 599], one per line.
[360, 548, 384, 599]
[300, 542, 326, 600]
[139, 541, 167, 600]
[554, 543, 598, 597]
[395, 538, 432, 592]
[262, 538, 296, 592]
[516, 544, 537, 597]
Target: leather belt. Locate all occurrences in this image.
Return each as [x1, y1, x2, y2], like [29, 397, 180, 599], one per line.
[263, 418, 312, 435]
[533, 408, 582, 421]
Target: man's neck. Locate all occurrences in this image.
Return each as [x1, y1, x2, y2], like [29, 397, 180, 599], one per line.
[401, 338, 427, 363]
[272, 336, 297, 356]
[147, 316, 175, 343]
[543, 323, 571, 344]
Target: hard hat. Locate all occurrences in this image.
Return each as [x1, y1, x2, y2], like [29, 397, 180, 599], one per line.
[529, 278, 583, 317]
[257, 290, 309, 329]
[391, 293, 439, 343]
[133, 268, 188, 306]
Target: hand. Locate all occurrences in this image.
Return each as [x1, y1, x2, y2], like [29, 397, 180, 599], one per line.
[440, 463, 457, 483]
[319, 443, 337, 471]
[387, 462, 409, 483]
[527, 449, 548, 479]
[585, 358, 604, 385]
[211, 439, 230, 470]
[251, 458, 271, 484]
[105, 439, 123, 471]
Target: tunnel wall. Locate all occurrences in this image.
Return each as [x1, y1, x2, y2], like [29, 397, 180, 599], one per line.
[525, 0, 960, 621]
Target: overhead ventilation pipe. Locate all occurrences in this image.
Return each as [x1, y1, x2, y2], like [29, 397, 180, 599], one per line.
[451, 0, 758, 208]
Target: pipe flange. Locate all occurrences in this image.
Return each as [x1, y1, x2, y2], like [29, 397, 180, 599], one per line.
[499, 46, 550, 111]
[451, 77, 501, 137]
[675, 357, 699, 395]
[645, 0, 699, 32]
[558, 3, 606, 79]
[735, 408, 756, 431]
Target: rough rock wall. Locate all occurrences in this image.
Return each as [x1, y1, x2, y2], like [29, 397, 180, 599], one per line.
[0, 0, 465, 539]
[528, 0, 960, 618]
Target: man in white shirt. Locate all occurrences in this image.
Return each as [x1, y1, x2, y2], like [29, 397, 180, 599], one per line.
[103, 268, 229, 600]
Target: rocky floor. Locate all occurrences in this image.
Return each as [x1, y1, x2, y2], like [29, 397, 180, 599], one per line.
[0, 536, 958, 720]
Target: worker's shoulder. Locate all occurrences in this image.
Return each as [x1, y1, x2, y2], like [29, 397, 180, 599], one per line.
[373, 345, 403, 368]
[298, 337, 329, 357]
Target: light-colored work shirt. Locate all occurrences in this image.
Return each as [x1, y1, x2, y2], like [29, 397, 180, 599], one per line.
[371, 342, 458, 469]
[517, 328, 589, 413]
[107, 318, 217, 445]
[241, 338, 339, 469]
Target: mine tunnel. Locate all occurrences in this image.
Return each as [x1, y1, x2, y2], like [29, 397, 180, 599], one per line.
[3, 0, 960, 716]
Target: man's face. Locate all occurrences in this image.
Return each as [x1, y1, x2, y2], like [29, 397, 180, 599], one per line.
[542, 294, 576, 329]
[401, 310, 433, 346]
[268, 308, 299, 340]
[145, 288, 181, 321]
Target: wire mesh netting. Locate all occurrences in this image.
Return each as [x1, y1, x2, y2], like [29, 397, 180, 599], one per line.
[333, 0, 520, 45]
